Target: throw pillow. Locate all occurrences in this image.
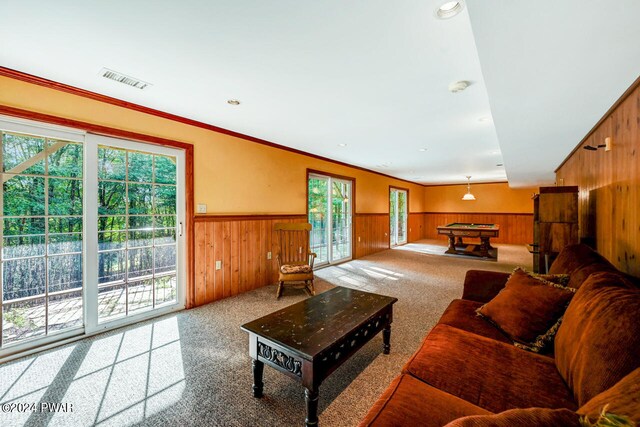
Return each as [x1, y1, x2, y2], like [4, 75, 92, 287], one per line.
[476, 267, 576, 352]
[443, 407, 581, 427]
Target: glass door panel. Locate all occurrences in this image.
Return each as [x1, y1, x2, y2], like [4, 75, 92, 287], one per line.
[97, 145, 178, 324]
[1, 130, 84, 348]
[308, 176, 329, 264]
[390, 189, 407, 246]
[331, 179, 352, 262]
[308, 174, 352, 266]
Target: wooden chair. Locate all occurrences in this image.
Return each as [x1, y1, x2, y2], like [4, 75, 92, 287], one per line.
[274, 222, 317, 299]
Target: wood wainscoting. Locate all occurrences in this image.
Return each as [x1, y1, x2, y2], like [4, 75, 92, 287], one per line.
[422, 212, 534, 245]
[555, 78, 640, 277]
[354, 213, 390, 258]
[194, 215, 307, 306]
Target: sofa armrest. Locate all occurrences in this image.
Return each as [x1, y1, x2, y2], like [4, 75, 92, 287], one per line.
[462, 270, 511, 303]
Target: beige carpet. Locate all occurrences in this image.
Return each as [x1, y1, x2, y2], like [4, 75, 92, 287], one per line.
[0, 239, 530, 427]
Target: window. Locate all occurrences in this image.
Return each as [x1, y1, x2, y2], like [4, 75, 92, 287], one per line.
[308, 172, 353, 266]
[390, 187, 408, 246]
[0, 117, 186, 356]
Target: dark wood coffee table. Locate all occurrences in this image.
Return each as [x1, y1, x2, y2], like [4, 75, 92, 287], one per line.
[241, 286, 397, 427]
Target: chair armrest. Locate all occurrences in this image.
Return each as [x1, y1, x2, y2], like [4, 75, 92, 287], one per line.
[461, 270, 511, 303]
[309, 252, 317, 268]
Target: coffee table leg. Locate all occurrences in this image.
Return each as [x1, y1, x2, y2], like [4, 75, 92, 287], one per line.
[383, 324, 391, 354]
[252, 359, 264, 398]
[305, 388, 319, 427]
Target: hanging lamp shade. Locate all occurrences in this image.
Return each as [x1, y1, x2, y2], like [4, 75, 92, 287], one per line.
[462, 176, 476, 201]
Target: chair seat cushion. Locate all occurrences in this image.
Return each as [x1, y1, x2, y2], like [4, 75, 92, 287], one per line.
[358, 374, 491, 427]
[280, 264, 312, 274]
[438, 299, 511, 345]
[402, 324, 576, 413]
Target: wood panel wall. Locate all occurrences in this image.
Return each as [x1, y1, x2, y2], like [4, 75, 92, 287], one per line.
[408, 213, 424, 243]
[556, 80, 640, 277]
[194, 215, 306, 306]
[422, 212, 534, 245]
[354, 214, 390, 258]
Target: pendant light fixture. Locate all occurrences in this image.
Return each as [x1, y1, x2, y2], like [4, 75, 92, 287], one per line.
[462, 176, 476, 201]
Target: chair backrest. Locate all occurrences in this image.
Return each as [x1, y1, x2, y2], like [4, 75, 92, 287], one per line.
[274, 222, 312, 264]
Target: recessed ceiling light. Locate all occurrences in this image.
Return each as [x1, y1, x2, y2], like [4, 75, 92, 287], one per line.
[418, 148, 428, 152]
[227, 99, 240, 105]
[338, 143, 347, 147]
[435, 1, 464, 19]
[448, 80, 470, 93]
[478, 116, 491, 122]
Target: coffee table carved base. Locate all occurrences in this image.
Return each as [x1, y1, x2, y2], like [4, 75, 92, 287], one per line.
[242, 287, 397, 427]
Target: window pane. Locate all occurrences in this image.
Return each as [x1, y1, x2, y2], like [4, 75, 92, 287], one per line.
[47, 140, 82, 177]
[98, 284, 126, 322]
[128, 230, 153, 248]
[2, 298, 46, 345]
[128, 247, 153, 278]
[3, 235, 45, 259]
[128, 183, 153, 215]
[2, 132, 45, 175]
[154, 228, 175, 245]
[98, 181, 126, 215]
[3, 175, 45, 216]
[48, 178, 83, 215]
[128, 152, 153, 183]
[155, 275, 176, 306]
[128, 279, 153, 314]
[48, 254, 83, 293]
[98, 216, 126, 232]
[98, 251, 126, 284]
[155, 215, 175, 228]
[154, 155, 176, 184]
[2, 257, 46, 300]
[155, 245, 176, 274]
[154, 185, 176, 215]
[48, 233, 82, 255]
[98, 146, 125, 180]
[98, 231, 126, 251]
[48, 290, 83, 333]
[49, 216, 82, 233]
[129, 215, 153, 230]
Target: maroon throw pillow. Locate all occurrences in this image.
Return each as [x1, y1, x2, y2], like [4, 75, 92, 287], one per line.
[476, 268, 575, 352]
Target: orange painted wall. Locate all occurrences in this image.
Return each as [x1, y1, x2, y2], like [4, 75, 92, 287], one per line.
[0, 76, 424, 214]
[423, 182, 536, 213]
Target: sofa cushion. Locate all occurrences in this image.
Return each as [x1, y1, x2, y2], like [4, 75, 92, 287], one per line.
[476, 268, 575, 352]
[402, 324, 576, 413]
[548, 243, 618, 289]
[443, 408, 580, 427]
[358, 374, 490, 427]
[578, 367, 640, 424]
[439, 299, 511, 345]
[555, 272, 640, 406]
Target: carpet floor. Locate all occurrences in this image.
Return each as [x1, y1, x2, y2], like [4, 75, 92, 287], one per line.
[0, 239, 531, 427]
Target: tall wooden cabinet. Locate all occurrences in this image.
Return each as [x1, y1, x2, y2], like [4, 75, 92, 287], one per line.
[532, 186, 579, 273]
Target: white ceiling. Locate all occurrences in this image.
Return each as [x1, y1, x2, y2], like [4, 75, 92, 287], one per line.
[0, 1, 638, 186]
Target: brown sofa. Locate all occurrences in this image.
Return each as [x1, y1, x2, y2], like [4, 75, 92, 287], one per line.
[359, 244, 640, 426]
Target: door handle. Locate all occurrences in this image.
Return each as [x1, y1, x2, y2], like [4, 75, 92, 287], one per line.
[179, 221, 183, 237]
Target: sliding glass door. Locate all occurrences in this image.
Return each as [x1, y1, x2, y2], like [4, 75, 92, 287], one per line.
[308, 173, 352, 266]
[0, 117, 185, 356]
[390, 188, 407, 246]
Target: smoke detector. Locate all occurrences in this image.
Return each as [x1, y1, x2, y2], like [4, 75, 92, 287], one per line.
[448, 80, 470, 93]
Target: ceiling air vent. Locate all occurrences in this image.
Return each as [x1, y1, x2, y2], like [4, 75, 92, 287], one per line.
[100, 68, 151, 90]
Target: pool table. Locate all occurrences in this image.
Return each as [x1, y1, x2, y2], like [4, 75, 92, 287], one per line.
[436, 223, 500, 260]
